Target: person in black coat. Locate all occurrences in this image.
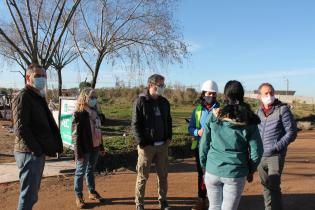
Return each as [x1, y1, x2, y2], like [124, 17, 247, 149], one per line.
[12, 63, 63, 210]
[132, 74, 172, 210]
[72, 88, 105, 208]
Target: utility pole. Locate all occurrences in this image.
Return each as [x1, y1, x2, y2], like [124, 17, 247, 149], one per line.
[284, 78, 289, 96]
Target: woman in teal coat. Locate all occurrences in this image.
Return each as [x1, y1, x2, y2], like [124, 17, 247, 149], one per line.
[199, 80, 263, 210]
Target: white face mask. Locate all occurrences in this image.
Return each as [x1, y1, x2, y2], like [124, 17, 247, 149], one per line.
[156, 86, 165, 96]
[261, 95, 275, 105]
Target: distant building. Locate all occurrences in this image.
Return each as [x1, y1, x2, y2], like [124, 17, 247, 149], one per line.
[254, 90, 296, 96]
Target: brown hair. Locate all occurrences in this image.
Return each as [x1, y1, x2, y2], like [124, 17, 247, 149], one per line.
[147, 74, 165, 87]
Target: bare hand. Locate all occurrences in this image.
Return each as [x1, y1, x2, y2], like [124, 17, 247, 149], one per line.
[198, 129, 204, 137]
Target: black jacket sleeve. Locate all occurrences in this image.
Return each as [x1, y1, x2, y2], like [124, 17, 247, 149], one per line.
[13, 93, 43, 156]
[131, 97, 145, 146]
[72, 112, 83, 159]
[166, 100, 172, 140]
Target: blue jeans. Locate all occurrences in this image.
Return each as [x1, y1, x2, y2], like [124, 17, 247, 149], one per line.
[14, 152, 45, 210]
[74, 148, 100, 197]
[204, 172, 246, 210]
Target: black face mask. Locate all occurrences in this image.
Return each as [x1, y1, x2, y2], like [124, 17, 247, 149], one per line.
[204, 96, 216, 105]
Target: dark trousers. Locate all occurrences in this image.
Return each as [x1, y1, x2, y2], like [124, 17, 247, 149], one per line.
[194, 148, 207, 199]
[258, 155, 285, 210]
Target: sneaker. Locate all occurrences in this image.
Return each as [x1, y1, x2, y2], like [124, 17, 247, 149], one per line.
[191, 198, 207, 210]
[88, 191, 103, 202]
[136, 204, 145, 210]
[160, 201, 171, 210]
[76, 196, 85, 209]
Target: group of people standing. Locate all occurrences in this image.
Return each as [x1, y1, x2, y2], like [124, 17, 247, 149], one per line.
[187, 80, 297, 210]
[12, 64, 106, 210]
[131, 75, 297, 210]
[11, 63, 297, 210]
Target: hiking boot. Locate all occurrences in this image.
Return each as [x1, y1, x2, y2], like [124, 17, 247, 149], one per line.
[76, 195, 85, 209]
[88, 191, 103, 202]
[136, 204, 145, 210]
[160, 201, 171, 210]
[191, 198, 208, 210]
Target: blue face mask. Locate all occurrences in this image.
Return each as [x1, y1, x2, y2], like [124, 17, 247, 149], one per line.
[88, 98, 97, 107]
[33, 78, 46, 90]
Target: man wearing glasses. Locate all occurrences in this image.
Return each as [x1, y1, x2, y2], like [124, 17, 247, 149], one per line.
[132, 74, 172, 210]
[12, 63, 63, 210]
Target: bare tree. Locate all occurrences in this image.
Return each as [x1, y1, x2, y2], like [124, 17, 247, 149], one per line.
[72, 0, 188, 88]
[50, 31, 79, 96]
[0, 35, 28, 84]
[0, 0, 81, 75]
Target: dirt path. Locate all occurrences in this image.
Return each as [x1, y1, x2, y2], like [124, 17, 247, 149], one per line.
[1, 125, 315, 209]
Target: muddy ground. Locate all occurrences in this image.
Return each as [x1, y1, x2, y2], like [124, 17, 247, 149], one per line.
[0, 120, 315, 210]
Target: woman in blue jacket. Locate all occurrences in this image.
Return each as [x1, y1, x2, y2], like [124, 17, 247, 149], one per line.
[188, 80, 219, 210]
[199, 80, 263, 210]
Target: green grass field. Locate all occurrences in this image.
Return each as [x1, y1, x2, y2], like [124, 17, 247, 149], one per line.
[99, 97, 315, 155]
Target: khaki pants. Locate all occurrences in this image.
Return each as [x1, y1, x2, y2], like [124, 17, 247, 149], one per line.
[135, 143, 169, 206]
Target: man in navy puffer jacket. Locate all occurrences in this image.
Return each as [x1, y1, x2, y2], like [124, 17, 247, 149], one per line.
[256, 83, 297, 210]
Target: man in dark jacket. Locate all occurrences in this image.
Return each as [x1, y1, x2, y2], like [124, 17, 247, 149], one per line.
[12, 63, 63, 210]
[132, 74, 172, 210]
[256, 83, 297, 210]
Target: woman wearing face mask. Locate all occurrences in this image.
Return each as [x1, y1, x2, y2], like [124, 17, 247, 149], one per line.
[199, 80, 263, 210]
[188, 80, 220, 210]
[72, 88, 105, 208]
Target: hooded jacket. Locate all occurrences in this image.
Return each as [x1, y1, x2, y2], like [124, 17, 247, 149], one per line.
[199, 109, 263, 178]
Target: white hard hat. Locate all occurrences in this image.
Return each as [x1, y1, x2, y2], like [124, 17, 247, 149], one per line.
[201, 80, 218, 92]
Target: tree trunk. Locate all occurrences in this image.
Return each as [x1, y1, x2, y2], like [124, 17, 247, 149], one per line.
[91, 59, 102, 88]
[57, 68, 63, 96]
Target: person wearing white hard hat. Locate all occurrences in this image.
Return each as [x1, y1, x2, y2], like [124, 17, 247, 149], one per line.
[188, 80, 219, 210]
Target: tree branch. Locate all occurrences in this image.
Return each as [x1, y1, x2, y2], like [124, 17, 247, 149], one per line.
[0, 28, 30, 65]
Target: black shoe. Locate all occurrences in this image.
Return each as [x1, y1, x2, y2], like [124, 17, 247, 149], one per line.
[160, 201, 171, 210]
[136, 204, 144, 210]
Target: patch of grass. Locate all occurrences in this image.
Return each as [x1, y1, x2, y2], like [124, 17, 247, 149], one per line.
[103, 135, 135, 154]
[99, 97, 315, 154]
